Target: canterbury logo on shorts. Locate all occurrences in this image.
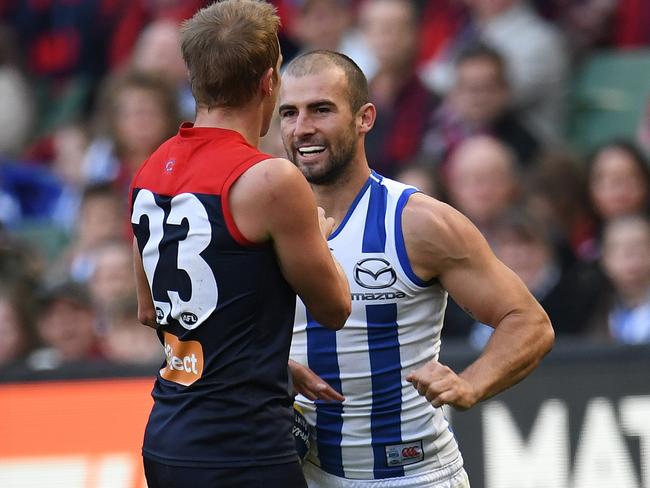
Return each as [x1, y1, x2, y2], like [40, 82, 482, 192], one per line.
[160, 332, 204, 386]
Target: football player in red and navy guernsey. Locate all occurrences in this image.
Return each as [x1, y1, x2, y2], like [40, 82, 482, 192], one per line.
[130, 2, 350, 487]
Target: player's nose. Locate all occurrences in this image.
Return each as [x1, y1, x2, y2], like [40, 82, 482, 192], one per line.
[293, 113, 316, 137]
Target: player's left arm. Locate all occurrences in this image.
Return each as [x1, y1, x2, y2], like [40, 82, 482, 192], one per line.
[132, 238, 157, 328]
[403, 193, 554, 410]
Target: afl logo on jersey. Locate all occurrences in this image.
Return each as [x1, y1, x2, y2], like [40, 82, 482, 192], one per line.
[354, 258, 396, 289]
[156, 307, 165, 321]
[181, 312, 198, 326]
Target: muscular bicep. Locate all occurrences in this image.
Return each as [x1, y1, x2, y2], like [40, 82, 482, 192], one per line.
[403, 194, 539, 328]
[438, 233, 535, 328]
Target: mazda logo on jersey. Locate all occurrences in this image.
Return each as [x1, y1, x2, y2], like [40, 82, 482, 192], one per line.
[354, 258, 397, 289]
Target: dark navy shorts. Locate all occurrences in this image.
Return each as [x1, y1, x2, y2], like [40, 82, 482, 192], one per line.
[143, 457, 308, 488]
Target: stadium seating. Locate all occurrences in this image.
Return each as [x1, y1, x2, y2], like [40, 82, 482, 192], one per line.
[568, 49, 650, 153]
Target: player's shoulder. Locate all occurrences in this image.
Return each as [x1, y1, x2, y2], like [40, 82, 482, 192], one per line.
[229, 157, 315, 242]
[402, 192, 470, 235]
[402, 192, 481, 261]
[239, 157, 307, 194]
[231, 157, 313, 215]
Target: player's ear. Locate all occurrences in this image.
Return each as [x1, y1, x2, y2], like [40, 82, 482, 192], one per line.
[260, 67, 275, 98]
[357, 103, 376, 135]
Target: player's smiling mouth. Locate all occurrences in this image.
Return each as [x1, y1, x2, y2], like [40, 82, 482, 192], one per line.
[297, 145, 326, 156]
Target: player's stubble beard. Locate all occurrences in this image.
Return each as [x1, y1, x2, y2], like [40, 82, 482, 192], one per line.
[286, 121, 357, 186]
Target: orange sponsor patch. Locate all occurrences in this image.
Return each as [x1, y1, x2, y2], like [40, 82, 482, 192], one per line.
[160, 332, 204, 386]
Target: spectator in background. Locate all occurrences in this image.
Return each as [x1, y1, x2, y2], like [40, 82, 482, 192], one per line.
[88, 240, 135, 318]
[0, 233, 43, 293]
[524, 151, 597, 264]
[2, 0, 132, 135]
[358, 0, 438, 178]
[50, 183, 126, 283]
[445, 135, 520, 243]
[108, 0, 209, 69]
[469, 209, 600, 348]
[83, 71, 180, 192]
[533, 0, 617, 60]
[468, 0, 569, 141]
[288, 0, 376, 77]
[589, 214, 650, 344]
[394, 163, 440, 198]
[0, 121, 89, 235]
[28, 281, 103, 370]
[130, 19, 195, 120]
[0, 25, 34, 157]
[415, 0, 468, 72]
[0, 285, 39, 368]
[48, 122, 90, 230]
[423, 0, 569, 142]
[587, 140, 650, 248]
[420, 43, 540, 170]
[101, 296, 162, 365]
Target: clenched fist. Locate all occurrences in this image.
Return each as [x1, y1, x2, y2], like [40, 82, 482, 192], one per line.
[406, 361, 479, 411]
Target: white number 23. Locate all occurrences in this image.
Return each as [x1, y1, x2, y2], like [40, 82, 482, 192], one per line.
[132, 190, 217, 330]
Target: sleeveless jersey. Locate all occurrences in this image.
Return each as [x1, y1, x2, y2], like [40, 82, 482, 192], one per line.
[290, 172, 462, 480]
[131, 123, 297, 468]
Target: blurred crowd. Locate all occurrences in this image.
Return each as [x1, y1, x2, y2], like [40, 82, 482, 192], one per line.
[0, 0, 649, 371]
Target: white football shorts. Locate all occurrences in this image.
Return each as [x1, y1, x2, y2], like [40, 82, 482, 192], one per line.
[302, 456, 470, 488]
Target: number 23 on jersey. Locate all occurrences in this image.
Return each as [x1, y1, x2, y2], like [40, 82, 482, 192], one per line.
[132, 189, 218, 330]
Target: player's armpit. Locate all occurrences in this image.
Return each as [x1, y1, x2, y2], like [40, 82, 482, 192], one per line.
[132, 238, 157, 328]
[402, 193, 554, 407]
[229, 158, 351, 330]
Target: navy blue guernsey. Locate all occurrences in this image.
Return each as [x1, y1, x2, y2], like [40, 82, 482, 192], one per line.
[130, 124, 298, 467]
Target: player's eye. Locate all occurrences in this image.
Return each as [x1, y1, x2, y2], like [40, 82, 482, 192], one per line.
[280, 109, 296, 118]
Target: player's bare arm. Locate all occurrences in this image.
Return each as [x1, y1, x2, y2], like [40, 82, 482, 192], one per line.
[229, 157, 351, 330]
[132, 238, 157, 328]
[403, 193, 554, 410]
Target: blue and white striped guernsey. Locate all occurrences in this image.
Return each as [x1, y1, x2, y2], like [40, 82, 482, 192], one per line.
[290, 172, 463, 481]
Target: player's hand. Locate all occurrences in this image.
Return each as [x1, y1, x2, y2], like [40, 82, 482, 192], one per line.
[318, 207, 336, 239]
[406, 360, 478, 411]
[289, 359, 345, 402]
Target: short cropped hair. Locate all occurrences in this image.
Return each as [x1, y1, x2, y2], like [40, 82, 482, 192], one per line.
[455, 43, 508, 84]
[284, 50, 370, 113]
[181, 0, 280, 109]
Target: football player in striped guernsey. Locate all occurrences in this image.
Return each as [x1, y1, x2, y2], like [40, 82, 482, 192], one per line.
[280, 50, 554, 488]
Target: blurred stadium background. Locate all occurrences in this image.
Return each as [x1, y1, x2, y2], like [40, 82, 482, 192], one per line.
[0, 0, 649, 487]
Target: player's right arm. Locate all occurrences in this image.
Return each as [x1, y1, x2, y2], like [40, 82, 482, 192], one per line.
[229, 157, 351, 330]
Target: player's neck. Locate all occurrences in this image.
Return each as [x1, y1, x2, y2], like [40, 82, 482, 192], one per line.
[313, 162, 371, 227]
[193, 105, 262, 148]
